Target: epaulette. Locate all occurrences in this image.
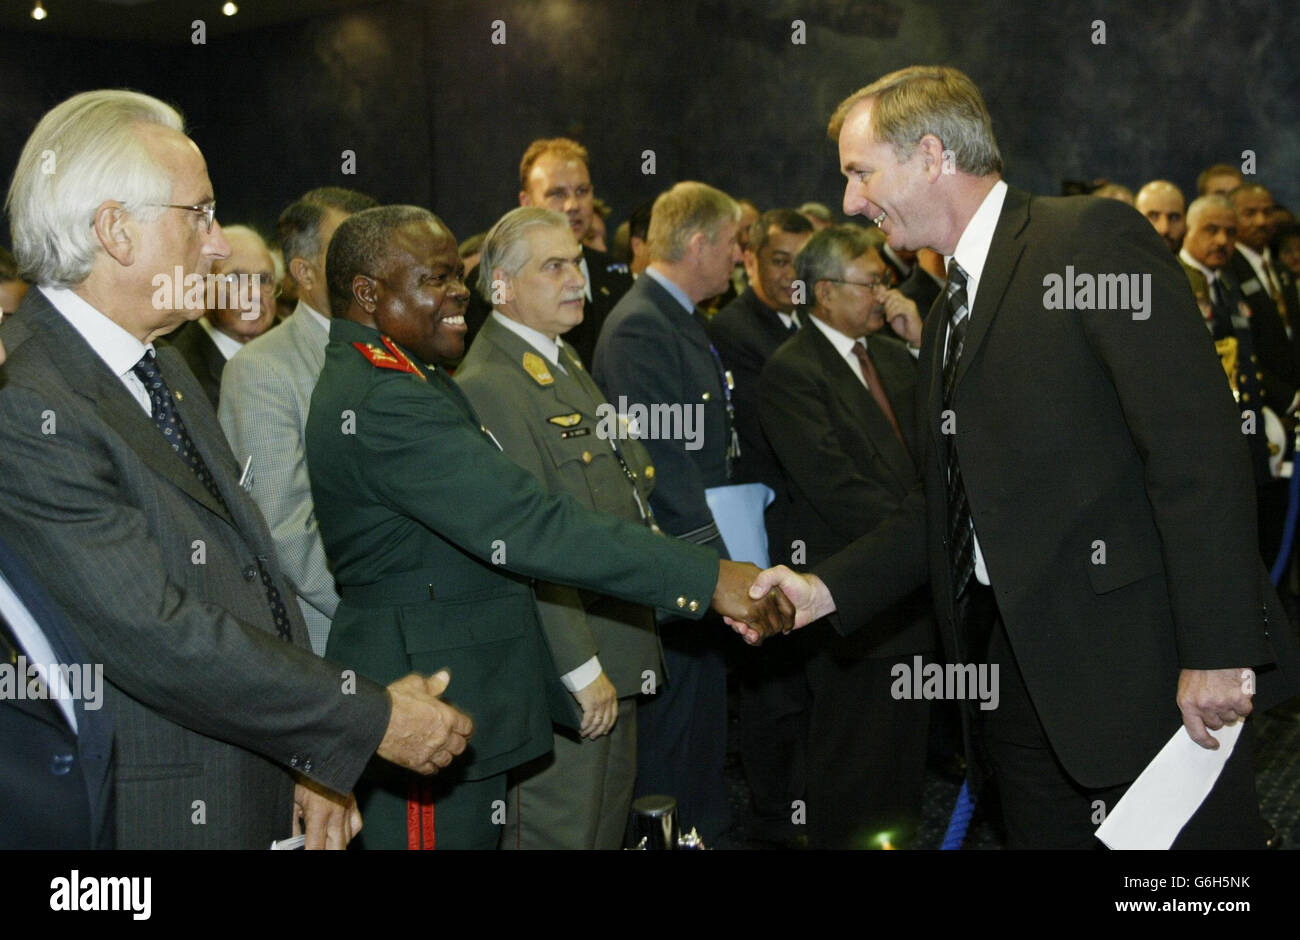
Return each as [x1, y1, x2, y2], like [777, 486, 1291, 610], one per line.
[522, 351, 554, 386]
[352, 335, 427, 381]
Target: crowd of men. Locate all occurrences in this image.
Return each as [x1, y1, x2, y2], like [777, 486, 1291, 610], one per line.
[2, 65, 1298, 852]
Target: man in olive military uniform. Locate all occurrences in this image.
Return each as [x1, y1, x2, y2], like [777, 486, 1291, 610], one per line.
[305, 205, 789, 850]
[456, 207, 664, 849]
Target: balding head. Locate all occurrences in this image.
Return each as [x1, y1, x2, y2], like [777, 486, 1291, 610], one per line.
[1184, 195, 1237, 270]
[1229, 183, 1276, 252]
[1135, 180, 1186, 253]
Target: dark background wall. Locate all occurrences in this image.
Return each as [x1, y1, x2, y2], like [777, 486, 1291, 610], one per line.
[1, 0, 1297, 247]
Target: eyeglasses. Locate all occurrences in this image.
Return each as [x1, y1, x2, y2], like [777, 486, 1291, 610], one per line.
[150, 201, 217, 233]
[211, 271, 282, 298]
[823, 277, 887, 290]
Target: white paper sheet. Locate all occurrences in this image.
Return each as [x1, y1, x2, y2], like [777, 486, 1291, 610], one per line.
[1095, 721, 1242, 850]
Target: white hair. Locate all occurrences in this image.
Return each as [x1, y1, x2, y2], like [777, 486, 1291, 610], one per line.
[477, 207, 573, 304]
[5, 89, 185, 288]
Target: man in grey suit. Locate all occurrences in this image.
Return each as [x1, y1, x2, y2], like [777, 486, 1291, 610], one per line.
[0, 89, 472, 849]
[219, 188, 377, 656]
[456, 208, 664, 848]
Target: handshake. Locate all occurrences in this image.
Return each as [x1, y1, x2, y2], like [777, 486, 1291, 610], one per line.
[711, 560, 838, 646]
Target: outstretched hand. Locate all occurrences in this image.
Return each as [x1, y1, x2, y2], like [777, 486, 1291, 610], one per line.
[711, 559, 796, 641]
[723, 565, 837, 645]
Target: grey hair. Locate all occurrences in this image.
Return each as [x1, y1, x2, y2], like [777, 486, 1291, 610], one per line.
[795, 224, 879, 313]
[1185, 194, 1236, 230]
[6, 89, 185, 288]
[647, 182, 741, 263]
[477, 207, 573, 304]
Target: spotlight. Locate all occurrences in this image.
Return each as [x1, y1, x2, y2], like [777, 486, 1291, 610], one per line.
[32, 1, 47, 21]
[222, 2, 237, 15]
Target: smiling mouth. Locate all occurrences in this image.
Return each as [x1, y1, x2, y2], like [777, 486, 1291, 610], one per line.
[442, 314, 466, 328]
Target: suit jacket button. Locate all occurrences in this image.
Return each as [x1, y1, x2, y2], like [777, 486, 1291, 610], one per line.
[50, 753, 75, 776]
[243, 565, 258, 582]
[688, 600, 700, 612]
[676, 596, 687, 608]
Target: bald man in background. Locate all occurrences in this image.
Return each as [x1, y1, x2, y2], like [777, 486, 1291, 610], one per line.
[1136, 180, 1187, 253]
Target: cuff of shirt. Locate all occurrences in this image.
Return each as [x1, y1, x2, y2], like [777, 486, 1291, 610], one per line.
[561, 656, 603, 692]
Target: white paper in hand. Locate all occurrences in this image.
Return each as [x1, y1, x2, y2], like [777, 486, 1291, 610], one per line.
[1095, 721, 1243, 850]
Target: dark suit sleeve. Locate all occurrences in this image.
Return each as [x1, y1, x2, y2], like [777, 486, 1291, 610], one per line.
[1076, 202, 1273, 667]
[356, 377, 719, 615]
[594, 309, 714, 537]
[0, 384, 391, 796]
[760, 351, 908, 545]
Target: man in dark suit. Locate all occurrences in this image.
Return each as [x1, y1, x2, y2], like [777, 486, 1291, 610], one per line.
[461, 137, 632, 367]
[456, 207, 666, 848]
[0, 89, 473, 849]
[162, 226, 278, 408]
[706, 207, 812, 845]
[742, 66, 1300, 849]
[1229, 184, 1298, 417]
[592, 181, 745, 844]
[0, 464, 114, 849]
[759, 226, 934, 848]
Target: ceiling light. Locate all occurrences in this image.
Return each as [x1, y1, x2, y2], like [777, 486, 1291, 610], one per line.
[32, 2, 47, 21]
[222, 2, 237, 15]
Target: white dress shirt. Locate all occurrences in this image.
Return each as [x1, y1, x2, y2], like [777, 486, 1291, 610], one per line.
[198, 316, 244, 361]
[40, 286, 152, 415]
[941, 179, 1009, 587]
[809, 315, 871, 390]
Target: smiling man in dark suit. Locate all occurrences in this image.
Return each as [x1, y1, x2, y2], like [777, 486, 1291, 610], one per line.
[742, 66, 1300, 849]
[0, 90, 473, 849]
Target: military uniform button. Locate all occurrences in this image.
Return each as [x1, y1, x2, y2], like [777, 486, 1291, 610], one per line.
[644, 466, 655, 479]
[582, 451, 593, 464]
[242, 565, 258, 582]
[702, 392, 711, 401]
[688, 600, 699, 612]
[676, 596, 687, 608]
[1242, 393, 1251, 402]
[1257, 372, 1264, 380]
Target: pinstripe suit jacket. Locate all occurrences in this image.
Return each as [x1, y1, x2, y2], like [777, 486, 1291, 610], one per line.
[0, 290, 391, 848]
[219, 303, 337, 656]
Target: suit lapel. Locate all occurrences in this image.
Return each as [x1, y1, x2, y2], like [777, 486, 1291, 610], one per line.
[808, 326, 912, 489]
[953, 186, 1031, 388]
[24, 300, 236, 524]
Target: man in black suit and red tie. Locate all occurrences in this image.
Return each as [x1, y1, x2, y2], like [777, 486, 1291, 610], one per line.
[740, 65, 1300, 849]
[759, 225, 934, 848]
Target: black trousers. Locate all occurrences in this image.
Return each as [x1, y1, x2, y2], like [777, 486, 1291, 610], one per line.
[633, 617, 731, 844]
[968, 585, 1268, 850]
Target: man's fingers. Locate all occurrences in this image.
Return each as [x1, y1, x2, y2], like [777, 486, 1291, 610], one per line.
[748, 565, 786, 599]
[1182, 713, 1218, 749]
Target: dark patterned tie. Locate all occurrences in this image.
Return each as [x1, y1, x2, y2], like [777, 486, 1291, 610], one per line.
[941, 261, 976, 601]
[132, 351, 293, 642]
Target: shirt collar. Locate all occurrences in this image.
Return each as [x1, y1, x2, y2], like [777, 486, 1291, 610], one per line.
[490, 309, 563, 365]
[644, 265, 695, 314]
[1179, 248, 1220, 281]
[809, 312, 865, 359]
[38, 285, 151, 378]
[198, 316, 244, 360]
[946, 179, 1009, 291]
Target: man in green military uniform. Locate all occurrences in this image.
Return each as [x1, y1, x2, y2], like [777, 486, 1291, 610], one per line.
[456, 207, 666, 848]
[305, 205, 789, 849]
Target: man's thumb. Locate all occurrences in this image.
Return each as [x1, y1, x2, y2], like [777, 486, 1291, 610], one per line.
[426, 669, 451, 696]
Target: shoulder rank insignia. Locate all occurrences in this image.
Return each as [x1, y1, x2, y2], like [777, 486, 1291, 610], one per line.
[548, 412, 583, 428]
[352, 336, 427, 381]
[522, 351, 554, 386]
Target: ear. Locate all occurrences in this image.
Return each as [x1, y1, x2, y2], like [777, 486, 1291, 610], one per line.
[687, 230, 708, 264]
[352, 274, 379, 315]
[519, 190, 533, 208]
[813, 279, 834, 309]
[92, 201, 133, 266]
[742, 248, 760, 282]
[918, 134, 947, 182]
[288, 256, 314, 290]
[490, 267, 514, 304]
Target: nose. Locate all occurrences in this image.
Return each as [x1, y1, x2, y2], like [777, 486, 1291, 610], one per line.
[843, 181, 870, 219]
[206, 220, 232, 260]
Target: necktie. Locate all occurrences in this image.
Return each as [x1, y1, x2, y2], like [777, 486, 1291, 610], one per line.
[131, 351, 293, 642]
[1262, 258, 1288, 325]
[941, 261, 976, 601]
[1209, 276, 1235, 339]
[852, 340, 907, 451]
[786, 313, 800, 337]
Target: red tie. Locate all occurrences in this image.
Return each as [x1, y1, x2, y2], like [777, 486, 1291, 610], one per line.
[852, 340, 907, 451]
